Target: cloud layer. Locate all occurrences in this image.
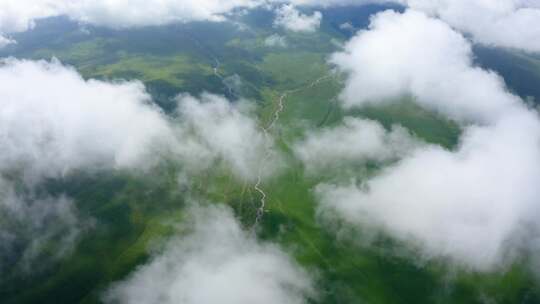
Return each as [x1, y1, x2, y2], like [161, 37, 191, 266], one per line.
[321, 9, 540, 271]
[105, 204, 314, 304]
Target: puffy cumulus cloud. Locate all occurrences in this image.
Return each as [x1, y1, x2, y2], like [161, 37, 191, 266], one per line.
[406, 0, 540, 53]
[331, 10, 520, 124]
[0, 58, 174, 182]
[317, 110, 540, 270]
[0, 60, 275, 183]
[0, 0, 261, 36]
[104, 204, 314, 304]
[293, 118, 419, 174]
[320, 10, 540, 271]
[0, 58, 173, 271]
[273, 4, 322, 32]
[0, 57, 279, 183]
[173, 93, 282, 181]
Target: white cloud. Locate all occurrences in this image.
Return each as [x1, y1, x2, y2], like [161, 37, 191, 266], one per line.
[172, 93, 282, 181]
[63, 0, 261, 29]
[0, 0, 261, 36]
[281, 0, 402, 7]
[104, 204, 314, 304]
[265, 34, 288, 47]
[0, 57, 175, 271]
[322, 10, 540, 271]
[285, 0, 540, 52]
[0, 0, 62, 34]
[0, 59, 275, 183]
[293, 118, 419, 174]
[339, 22, 355, 31]
[0, 35, 15, 49]
[406, 0, 540, 52]
[274, 4, 322, 32]
[1, 0, 539, 54]
[0, 58, 174, 182]
[331, 10, 520, 124]
[317, 110, 540, 271]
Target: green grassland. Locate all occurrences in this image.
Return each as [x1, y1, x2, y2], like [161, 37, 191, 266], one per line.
[1, 7, 539, 304]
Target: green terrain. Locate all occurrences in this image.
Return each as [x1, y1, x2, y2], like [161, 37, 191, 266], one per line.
[1, 4, 539, 304]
